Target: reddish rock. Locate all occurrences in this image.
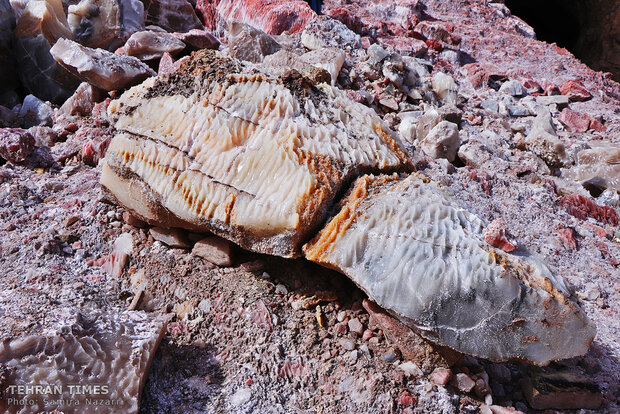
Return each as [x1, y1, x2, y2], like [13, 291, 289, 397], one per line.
[326, 8, 364, 34]
[489, 406, 524, 414]
[556, 226, 578, 250]
[198, 0, 316, 35]
[397, 391, 417, 406]
[362, 329, 373, 340]
[81, 135, 112, 166]
[559, 80, 592, 102]
[334, 322, 348, 335]
[172, 29, 220, 50]
[462, 63, 504, 89]
[158, 52, 176, 75]
[149, 227, 191, 248]
[430, 368, 452, 386]
[415, 21, 461, 46]
[559, 194, 618, 226]
[558, 108, 591, 133]
[483, 218, 518, 252]
[0, 128, 35, 163]
[589, 118, 606, 132]
[192, 236, 234, 266]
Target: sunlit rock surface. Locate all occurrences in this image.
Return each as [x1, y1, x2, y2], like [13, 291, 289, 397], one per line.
[124, 30, 185, 60]
[303, 173, 595, 365]
[0, 309, 165, 414]
[67, 0, 145, 49]
[50, 38, 156, 91]
[100, 50, 411, 257]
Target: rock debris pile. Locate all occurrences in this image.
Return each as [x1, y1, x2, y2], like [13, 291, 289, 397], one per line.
[0, 0, 618, 413]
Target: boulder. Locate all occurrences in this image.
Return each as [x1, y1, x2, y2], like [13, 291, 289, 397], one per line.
[100, 50, 411, 257]
[197, 0, 316, 36]
[50, 38, 156, 91]
[0, 127, 35, 162]
[67, 0, 145, 49]
[303, 174, 595, 365]
[227, 20, 281, 63]
[124, 30, 186, 60]
[300, 15, 361, 51]
[419, 120, 460, 162]
[141, 0, 203, 33]
[13, 0, 80, 103]
[524, 109, 568, 168]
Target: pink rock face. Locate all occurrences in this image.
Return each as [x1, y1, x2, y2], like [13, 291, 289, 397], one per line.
[82, 135, 112, 166]
[197, 0, 316, 36]
[559, 80, 592, 102]
[483, 218, 518, 252]
[0, 128, 35, 163]
[559, 194, 618, 226]
[558, 107, 591, 133]
[430, 368, 452, 386]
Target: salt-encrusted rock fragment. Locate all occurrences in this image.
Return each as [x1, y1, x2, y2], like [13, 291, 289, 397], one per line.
[227, 20, 281, 63]
[18, 94, 53, 128]
[124, 30, 186, 60]
[499, 79, 526, 97]
[149, 226, 191, 248]
[525, 109, 568, 168]
[300, 15, 361, 50]
[563, 142, 620, 191]
[299, 47, 346, 86]
[101, 50, 411, 257]
[0, 309, 165, 414]
[142, 0, 203, 33]
[67, 0, 145, 49]
[432, 72, 458, 104]
[172, 29, 219, 51]
[304, 174, 595, 365]
[0, 128, 35, 162]
[419, 120, 460, 162]
[50, 38, 156, 91]
[58, 82, 105, 116]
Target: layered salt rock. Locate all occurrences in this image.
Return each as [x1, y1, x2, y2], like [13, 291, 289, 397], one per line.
[198, 0, 316, 37]
[50, 38, 156, 91]
[124, 30, 186, 60]
[303, 174, 595, 365]
[142, 0, 203, 33]
[67, 0, 145, 49]
[100, 50, 411, 257]
[13, 0, 80, 103]
[0, 309, 165, 414]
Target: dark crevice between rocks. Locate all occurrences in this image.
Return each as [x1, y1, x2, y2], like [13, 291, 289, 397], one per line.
[506, 0, 620, 81]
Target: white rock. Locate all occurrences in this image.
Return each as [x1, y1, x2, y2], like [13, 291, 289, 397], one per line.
[420, 120, 460, 162]
[432, 72, 458, 104]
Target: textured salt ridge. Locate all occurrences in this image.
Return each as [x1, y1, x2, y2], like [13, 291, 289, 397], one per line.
[303, 174, 596, 365]
[0, 310, 165, 414]
[101, 50, 411, 257]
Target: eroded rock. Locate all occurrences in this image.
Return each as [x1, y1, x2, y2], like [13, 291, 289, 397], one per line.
[67, 0, 145, 49]
[50, 38, 156, 91]
[100, 50, 411, 257]
[142, 0, 203, 33]
[0, 309, 165, 414]
[124, 30, 186, 60]
[303, 174, 595, 365]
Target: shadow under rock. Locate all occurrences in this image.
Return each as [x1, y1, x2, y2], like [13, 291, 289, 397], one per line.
[140, 340, 224, 414]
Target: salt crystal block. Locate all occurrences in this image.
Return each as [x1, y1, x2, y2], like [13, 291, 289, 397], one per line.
[304, 173, 595, 365]
[100, 49, 411, 257]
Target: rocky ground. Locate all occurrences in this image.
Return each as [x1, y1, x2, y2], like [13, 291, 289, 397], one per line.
[0, 0, 619, 413]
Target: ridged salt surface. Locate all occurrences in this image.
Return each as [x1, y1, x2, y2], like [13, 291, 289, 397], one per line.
[101, 50, 411, 257]
[304, 174, 595, 365]
[0, 309, 165, 414]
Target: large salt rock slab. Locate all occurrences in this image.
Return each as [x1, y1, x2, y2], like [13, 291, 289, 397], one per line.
[101, 50, 411, 257]
[67, 0, 145, 49]
[50, 38, 156, 91]
[197, 0, 316, 37]
[304, 174, 595, 365]
[0, 309, 165, 413]
[0, 0, 17, 95]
